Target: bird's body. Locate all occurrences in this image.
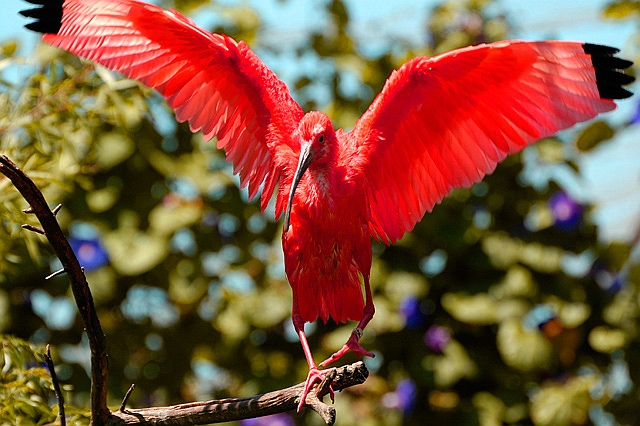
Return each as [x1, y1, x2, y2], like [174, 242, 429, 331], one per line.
[283, 157, 370, 326]
[277, 115, 371, 326]
[21, 0, 634, 412]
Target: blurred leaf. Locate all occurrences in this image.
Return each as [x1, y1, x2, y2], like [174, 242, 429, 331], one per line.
[473, 392, 505, 426]
[556, 301, 590, 328]
[1, 41, 17, 57]
[482, 233, 563, 273]
[104, 228, 169, 276]
[442, 290, 530, 327]
[497, 318, 553, 372]
[530, 375, 597, 426]
[173, 0, 210, 13]
[441, 292, 498, 325]
[603, 0, 640, 19]
[602, 285, 639, 328]
[149, 203, 203, 236]
[535, 138, 565, 163]
[588, 326, 629, 353]
[424, 340, 478, 388]
[383, 271, 429, 304]
[95, 131, 135, 170]
[86, 186, 120, 213]
[169, 273, 208, 305]
[575, 121, 615, 152]
[489, 265, 537, 299]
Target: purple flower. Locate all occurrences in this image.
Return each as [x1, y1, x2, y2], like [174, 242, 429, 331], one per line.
[382, 378, 417, 415]
[400, 296, 424, 328]
[239, 413, 294, 426]
[424, 325, 451, 353]
[548, 191, 582, 231]
[68, 223, 109, 272]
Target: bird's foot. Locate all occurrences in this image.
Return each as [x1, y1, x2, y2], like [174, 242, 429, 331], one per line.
[320, 327, 375, 367]
[297, 366, 335, 413]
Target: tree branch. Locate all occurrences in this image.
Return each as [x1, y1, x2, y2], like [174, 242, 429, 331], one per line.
[44, 344, 66, 426]
[0, 154, 369, 425]
[0, 155, 111, 425]
[108, 361, 368, 426]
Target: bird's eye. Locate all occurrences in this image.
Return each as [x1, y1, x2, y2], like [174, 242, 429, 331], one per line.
[318, 135, 325, 143]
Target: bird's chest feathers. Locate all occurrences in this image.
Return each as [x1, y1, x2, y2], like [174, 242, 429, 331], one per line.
[285, 166, 368, 252]
[292, 168, 337, 222]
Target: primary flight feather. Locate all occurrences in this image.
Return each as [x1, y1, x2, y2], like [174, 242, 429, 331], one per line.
[21, 0, 634, 412]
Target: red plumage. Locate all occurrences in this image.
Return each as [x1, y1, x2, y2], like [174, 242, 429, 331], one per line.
[21, 0, 633, 411]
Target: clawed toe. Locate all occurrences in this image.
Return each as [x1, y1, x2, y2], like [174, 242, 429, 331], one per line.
[297, 367, 334, 412]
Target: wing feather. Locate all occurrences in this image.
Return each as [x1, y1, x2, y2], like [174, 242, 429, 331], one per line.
[34, 0, 304, 213]
[347, 40, 633, 243]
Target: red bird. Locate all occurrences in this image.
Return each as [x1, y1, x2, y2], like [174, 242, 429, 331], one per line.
[22, 0, 633, 411]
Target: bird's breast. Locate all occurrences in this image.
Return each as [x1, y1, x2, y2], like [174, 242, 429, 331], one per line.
[282, 169, 371, 268]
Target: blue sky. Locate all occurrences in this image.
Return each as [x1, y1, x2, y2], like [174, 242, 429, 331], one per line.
[8, 0, 634, 108]
[3, 0, 637, 56]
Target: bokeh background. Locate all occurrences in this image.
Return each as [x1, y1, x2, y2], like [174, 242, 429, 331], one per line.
[1, 0, 640, 425]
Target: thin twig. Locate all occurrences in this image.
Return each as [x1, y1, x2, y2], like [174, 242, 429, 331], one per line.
[22, 223, 45, 234]
[46, 268, 67, 280]
[44, 344, 66, 426]
[120, 384, 136, 413]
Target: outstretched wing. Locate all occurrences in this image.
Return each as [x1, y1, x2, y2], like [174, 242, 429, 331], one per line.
[346, 40, 633, 243]
[21, 0, 304, 212]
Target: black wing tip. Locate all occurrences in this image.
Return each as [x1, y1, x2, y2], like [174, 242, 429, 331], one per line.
[19, 0, 64, 34]
[582, 43, 635, 100]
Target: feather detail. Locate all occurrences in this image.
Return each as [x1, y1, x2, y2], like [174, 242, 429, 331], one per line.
[347, 40, 633, 243]
[24, 0, 304, 215]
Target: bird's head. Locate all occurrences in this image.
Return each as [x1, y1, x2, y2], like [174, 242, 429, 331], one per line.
[283, 111, 337, 232]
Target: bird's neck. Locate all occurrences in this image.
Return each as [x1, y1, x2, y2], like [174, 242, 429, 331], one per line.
[293, 160, 340, 213]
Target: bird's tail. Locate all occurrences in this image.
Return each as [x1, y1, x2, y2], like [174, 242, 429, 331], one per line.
[295, 274, 365, 325]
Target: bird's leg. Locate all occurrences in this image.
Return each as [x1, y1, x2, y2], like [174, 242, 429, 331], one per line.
[293, 313, 334, 413]
[320, 277, 376, 367]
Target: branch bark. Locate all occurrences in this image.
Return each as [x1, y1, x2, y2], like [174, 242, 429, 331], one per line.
[44, 344, 66, 426]
[108, 361, 368, 425]
[0, 155, 111, 425]
[0, 154, 369, 425]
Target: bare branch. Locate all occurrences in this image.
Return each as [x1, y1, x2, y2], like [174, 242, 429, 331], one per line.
[108, 361, 368, 426]
[22, 223, 46, 234]
[120, 384, 136, 413]
[0, 155, 111, 425]
[46, 268, 67, 280]
[44, 344, 66, 426]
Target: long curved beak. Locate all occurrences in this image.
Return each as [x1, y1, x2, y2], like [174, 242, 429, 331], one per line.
[283, 143, 314, 233]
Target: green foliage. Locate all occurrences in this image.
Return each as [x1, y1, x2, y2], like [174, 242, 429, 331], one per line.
[575, 121, 615, 152]
[0, 336, 53, 424]
[0, 335, 90, 425]
[1, 0, 639, 425]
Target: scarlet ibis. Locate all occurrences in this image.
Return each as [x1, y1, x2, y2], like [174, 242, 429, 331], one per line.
[21, 0, 634, 411]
